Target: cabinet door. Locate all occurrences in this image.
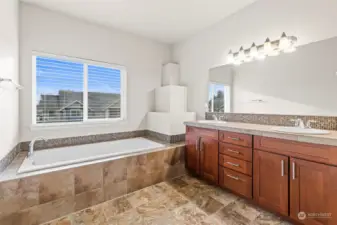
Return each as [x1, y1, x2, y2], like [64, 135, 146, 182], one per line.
[185, 133, 200, 175]
[200, 137, 218, 184]
[290, 158, 337, 225]
[253, 150, 289, 216]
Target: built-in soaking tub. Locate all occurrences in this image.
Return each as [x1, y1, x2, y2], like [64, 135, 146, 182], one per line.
[18, 137, 164, 174]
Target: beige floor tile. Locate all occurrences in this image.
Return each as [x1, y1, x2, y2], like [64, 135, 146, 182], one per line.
[206, 186, 238, 206]
[72, 205, 107, 225]
[192, 193, 224, 215]
[166, 177, 189, 190]
[102, 196, 133, 219]
[136, 199, 171, 225]
[172, 203, 209, 225]
[41, 216, 73, 225]
[38, 174, 292, 225]
[106, 209, 142, 225]
[126, 188, 157, 208]
[251, 211, 283, 225]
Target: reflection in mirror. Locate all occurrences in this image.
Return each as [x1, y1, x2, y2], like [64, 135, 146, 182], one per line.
[208, 36, 337, 116]
[208, 65, 234, 113]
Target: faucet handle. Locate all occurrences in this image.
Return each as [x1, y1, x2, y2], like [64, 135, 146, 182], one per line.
[306, 120, 317, 128]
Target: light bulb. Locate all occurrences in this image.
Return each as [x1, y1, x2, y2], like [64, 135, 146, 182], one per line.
[279, 32, 290, 50]
[238, 46, 246, 61]
[227, 50, 234, 64]
[250, 43, 258, 58]
[264, 38, 272, 54]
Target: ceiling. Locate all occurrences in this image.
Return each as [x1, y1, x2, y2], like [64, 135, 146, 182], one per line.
[21, 0, 257, 43]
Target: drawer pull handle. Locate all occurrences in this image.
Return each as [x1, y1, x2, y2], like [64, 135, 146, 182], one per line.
[228, 137, 241, 141]
[292, 161, 296, 180]
[227, 149, 240, 154]
[281, 160, 284, 177]
[226, 162, 240, 167]
[226, 174, 240, 181]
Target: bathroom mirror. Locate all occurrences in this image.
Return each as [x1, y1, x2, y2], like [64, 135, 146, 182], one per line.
[208, 36, 337, 116]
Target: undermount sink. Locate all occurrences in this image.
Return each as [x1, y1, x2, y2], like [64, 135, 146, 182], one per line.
[197, 120, 226, 124]
[271, 126, 330, 135]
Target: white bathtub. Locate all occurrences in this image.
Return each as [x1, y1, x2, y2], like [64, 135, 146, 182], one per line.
[18, 137, 165, 174]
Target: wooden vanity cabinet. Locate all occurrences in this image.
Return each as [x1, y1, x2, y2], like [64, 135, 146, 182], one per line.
[185, 126, 219, 184]
[185, 131, 200, 175]
[290, 158, 337, 225]
[199, 137, 219, 183]
[186, 126, 337, 224]
[253, 150, 289, 216]
[254, 136, 337, 224]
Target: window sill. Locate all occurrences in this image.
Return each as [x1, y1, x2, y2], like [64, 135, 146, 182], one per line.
[30, 118, 126, 131]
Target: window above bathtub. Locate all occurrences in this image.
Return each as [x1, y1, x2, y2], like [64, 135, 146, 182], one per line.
[32, 52, 127, 126]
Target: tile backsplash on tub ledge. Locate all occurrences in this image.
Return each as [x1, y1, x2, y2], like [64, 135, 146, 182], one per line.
[0, 144, 21, 173]
[20, 130, 147, 151]
[1, 129, 185, 173]
[206, 112, 337, 131]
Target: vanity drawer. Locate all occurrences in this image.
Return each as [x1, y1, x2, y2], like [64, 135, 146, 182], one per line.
[219, 131, 252, 147]
[186, 126, 218, 140]
[219, 154, 252, 176]
[219, 167, 252, 199]
[219, 143, 252, 162]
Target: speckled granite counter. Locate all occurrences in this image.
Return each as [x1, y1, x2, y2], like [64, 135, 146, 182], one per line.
[184, 121, 337, 147]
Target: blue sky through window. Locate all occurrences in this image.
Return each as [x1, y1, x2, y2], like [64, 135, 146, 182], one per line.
[36, 56, 121, 103]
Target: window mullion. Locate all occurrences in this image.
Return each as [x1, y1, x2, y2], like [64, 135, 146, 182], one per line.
[211, 84, 215, 113]
[83, 64, 88, 121]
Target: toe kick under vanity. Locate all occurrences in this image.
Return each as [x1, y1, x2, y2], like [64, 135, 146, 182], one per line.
[184, 121, 337, 225]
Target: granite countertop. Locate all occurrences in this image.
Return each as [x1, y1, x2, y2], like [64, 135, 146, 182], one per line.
[184, 121, 337, 147]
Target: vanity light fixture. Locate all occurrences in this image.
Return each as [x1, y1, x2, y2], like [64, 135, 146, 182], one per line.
[227, 33, 297, 65]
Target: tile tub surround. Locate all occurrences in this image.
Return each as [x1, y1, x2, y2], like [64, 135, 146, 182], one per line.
[0, 144, 186, 225]
[185, 120, 337, 147]
[206, 112, 337, 131]
[38, 175, 291, 225]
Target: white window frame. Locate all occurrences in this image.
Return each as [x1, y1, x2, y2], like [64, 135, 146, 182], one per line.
[32, 51, 127, 128]
[208, 82, 231, 113]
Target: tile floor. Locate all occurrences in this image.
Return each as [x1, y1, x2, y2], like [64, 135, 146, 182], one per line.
[42, 174, 293, 225]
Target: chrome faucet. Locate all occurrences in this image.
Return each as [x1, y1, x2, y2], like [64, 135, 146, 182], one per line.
[305, 120, 317, 129]
[291, 119, 317, 129]
[212, 115, 219, 121]
[291, 118, 305, 128]
[29, 137, 48, 158]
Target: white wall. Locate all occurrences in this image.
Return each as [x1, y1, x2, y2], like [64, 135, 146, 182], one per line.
[0, 0, 19, 160]
[20, 3, 171, 141]
[173, 0, 337, 118]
